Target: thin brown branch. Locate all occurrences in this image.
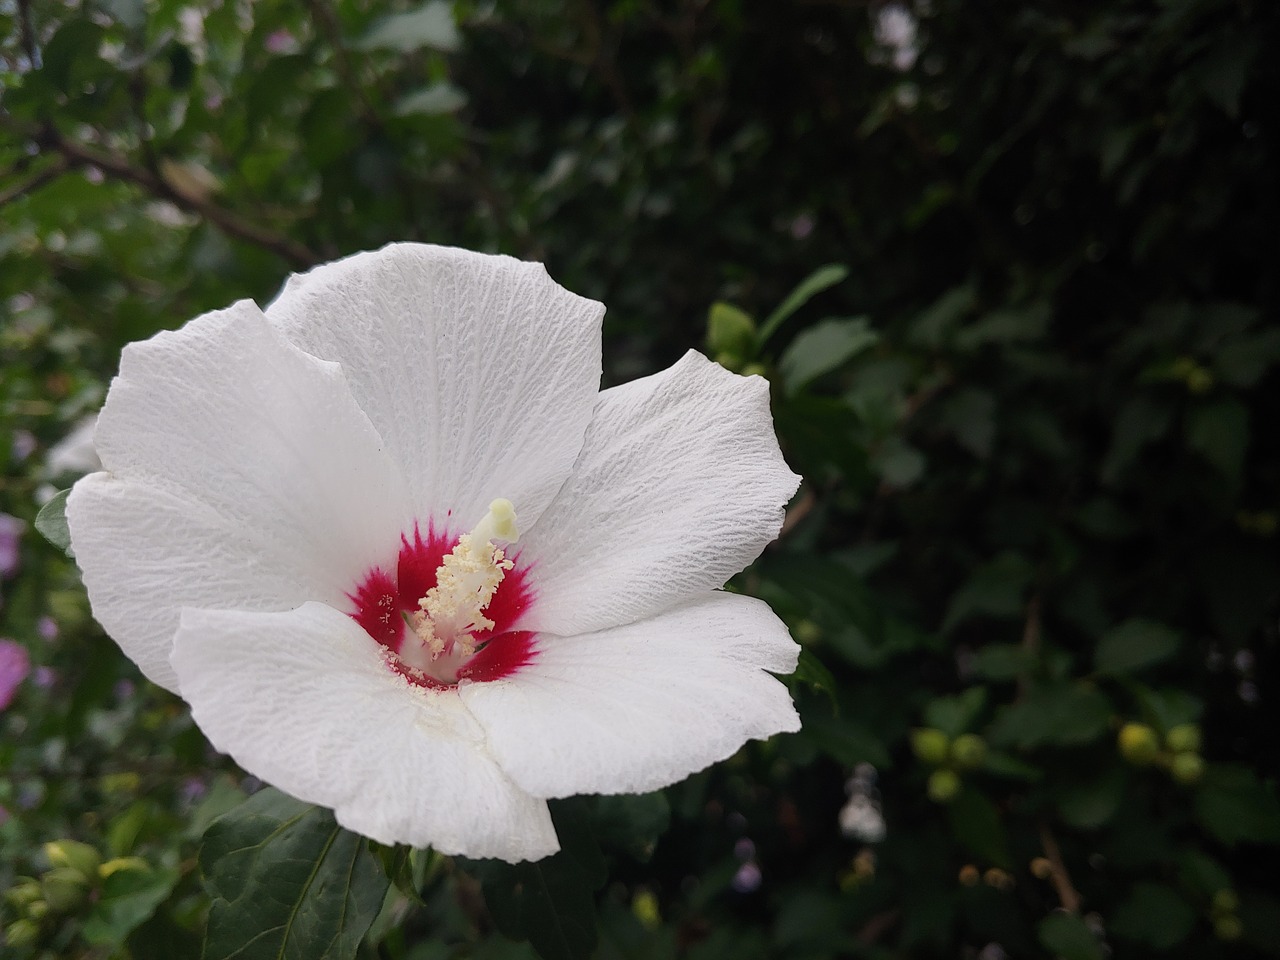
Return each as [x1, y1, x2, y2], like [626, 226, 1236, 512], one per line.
[47, 132, 318, 269]
[0, 157, 69, 207]
[1018, 590, 1041, 698]
[1038, 820, 1082, 913]
[16, 0, 40, 65]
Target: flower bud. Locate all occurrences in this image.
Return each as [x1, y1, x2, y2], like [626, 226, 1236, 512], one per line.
[43, 840, 100, 883]
[911, 728, 951, 765]
[1117, 722, 1159, 765]
[4, 919, 41, 949]
[706, 302, 757, 361]
[950, 733, 987, 770]
[1214, 915, 1243, 941]
[3, 879, 42, 909]
[1170, 752, 1204, 784]
[1212, 889, 1239, 915]
[927, 768, 961, 803]
[40, 868, 90, 913]
[958, 864, 980, 886]
[1165, 724, 1201, 754]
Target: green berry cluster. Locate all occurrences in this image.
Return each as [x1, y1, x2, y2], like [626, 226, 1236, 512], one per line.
[1116, 722, 1205, 784]
[911, 728, 988, 804]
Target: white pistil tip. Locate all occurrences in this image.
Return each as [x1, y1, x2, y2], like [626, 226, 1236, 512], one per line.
[482, 497, 519, 545]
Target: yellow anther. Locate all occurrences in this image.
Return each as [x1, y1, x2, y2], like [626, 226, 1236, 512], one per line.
[407, 500, 519, 665]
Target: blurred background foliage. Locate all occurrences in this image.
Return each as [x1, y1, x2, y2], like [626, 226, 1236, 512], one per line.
[2, 0, 1279, 957]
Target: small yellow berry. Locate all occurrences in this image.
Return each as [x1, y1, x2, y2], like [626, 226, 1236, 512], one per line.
[1170, 753, 1204, 785]
[911, 728, 951, 766]
[951, 733, 988, 770]
[1118, 722, 1160, 765]
[1165, 724, 1201, 754]
[927, 769, 961, 803]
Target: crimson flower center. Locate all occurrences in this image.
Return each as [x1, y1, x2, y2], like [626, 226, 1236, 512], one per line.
[349, 502, 535, 689]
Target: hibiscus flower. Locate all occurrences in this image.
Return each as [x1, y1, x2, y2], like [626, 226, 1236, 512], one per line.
[67, 244, 801, 861]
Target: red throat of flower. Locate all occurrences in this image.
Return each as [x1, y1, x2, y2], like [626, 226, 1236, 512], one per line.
[349, 501, 535, 689]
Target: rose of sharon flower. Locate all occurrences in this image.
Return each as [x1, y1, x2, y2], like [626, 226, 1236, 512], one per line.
[67, 244, 801, 862]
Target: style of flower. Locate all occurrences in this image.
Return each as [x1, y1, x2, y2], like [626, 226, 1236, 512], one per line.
[67, 244, 802, 862]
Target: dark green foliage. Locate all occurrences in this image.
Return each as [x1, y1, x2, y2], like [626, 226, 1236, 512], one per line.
[3, 0, 1278, 958]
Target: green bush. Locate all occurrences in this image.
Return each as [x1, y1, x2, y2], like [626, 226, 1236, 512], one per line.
[2, 0, 1277, 957]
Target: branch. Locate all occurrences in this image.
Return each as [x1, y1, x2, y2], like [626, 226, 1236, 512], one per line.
[44, 130, 318, 269]
[0, 157, 69, 207]
[16, 0, 40, 65]
[1038, 820, 1082, 914]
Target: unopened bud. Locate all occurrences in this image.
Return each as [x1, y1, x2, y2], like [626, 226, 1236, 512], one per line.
[951, 733, 987, 770]
[40, 868, 90, 912]
[911, 728, 951, 765]
[43, 840, 100, 882]
[1118, 722, 1159, 765]
[927, 768, 961, 804]
[1170, 752, 1204, 784]
[4, 919, 40, 949]
[1165, 724, 1201, 754]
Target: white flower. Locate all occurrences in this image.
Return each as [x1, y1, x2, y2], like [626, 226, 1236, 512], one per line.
[67, 244, 801, 862]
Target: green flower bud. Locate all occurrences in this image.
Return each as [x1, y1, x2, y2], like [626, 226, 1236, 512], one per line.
[706, 302, 757, 360]
[3, 880, 42, 909]
[4, 919, 41, 949]
[25, 900, 49, 921]
[40, 868, 90, 913]
[927, 768, 961, 804]
[1118, 722, 1160, 765]
[1214, 915, 1243, 941]
[792, 620, 822, 645]
[43, 841, 100, 883]
[1170, 752, 1205, 784]
[951, 733, 988, 770]
[911, 728, 951, 765]
[1212, 889, 1239, 915]
[1165, 724, 1201, 754]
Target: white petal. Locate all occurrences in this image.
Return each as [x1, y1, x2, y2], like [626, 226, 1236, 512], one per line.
[459, 592, 800, 798]
[67, 301, 411, 692]
[519, 351, 800, 635]
[172, 602, 559, 862]
[266, 243, 604, 529]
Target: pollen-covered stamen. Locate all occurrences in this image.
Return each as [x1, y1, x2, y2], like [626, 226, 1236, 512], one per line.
[410, 499, 520, 662]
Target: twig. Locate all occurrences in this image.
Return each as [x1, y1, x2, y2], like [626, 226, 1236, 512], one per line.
[1017, 590, 1041, 698]
[1038, 820, 1082, 913]
[16, 0, 40, 65]
[46, 131, 318, 268]
[0, 157, 69, 207]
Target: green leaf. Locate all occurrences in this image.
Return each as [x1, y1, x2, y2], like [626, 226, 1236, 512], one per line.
[1216, 327, 1280, 387]
[758, 264, 849, 344]
[354, 1, 461, 53]
[467, 798, 606, 960]
[1094, 618, 1180, 675]
[1110, 883, 1196, 949]
[1195, 765, 1280, 847]
[778, 316, 878, 391]
[969, 644, 1029, 682]
[987, 684, 1113, 750]
[923, 688, 986, 738]
[792, 647, 838, 709]
[954, 301, 1051, 351]
[1186, 399, 1249, 487]
[82, 865, 179, 948]
[393, 83, 468, 116]
[872, 437, 926, 489]
[35, 489, 73, 557]
[942, 552, 1034, 633]
[1132, 685, 1203, 731]
[706, 302, 757, 359]
[200, 788, 390, 960]
[1037, 912, 1102, 960]
[1057, 767, 1127, 829]
[592, 793, 670, 863]
[947, 787, 1011, 867]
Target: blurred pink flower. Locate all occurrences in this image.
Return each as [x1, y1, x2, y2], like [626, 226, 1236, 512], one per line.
[0, 639, 30, 709]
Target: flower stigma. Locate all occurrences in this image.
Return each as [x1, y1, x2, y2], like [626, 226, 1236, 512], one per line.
[399, 499, 520, 680]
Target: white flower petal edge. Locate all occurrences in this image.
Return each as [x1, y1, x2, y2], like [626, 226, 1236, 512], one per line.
[459, 592, 800, 798]
[519, 350, 801, 636]
[266, 243, 605, 532]
[67, 301, 411, 692]
[172, 602, 559, 862]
